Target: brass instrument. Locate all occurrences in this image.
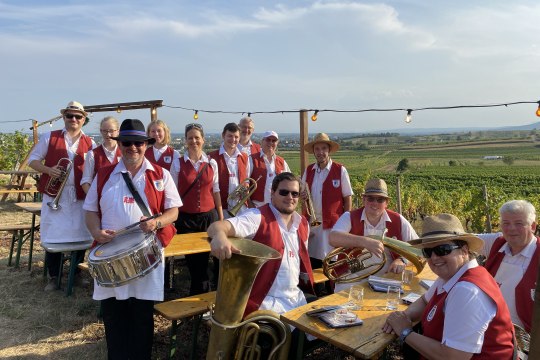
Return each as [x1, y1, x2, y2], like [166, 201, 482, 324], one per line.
[207, 238, 291, 360]
[46, 158, 73, 211]
[227, 176, 261, 217]
[301, 181, 321, 227]
[323, 230, 426, 283]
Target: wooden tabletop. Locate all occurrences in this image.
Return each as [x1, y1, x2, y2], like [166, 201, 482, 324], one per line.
[14, 202, 42, 215]
[164, 232, 211, 257]
[281, 267, 437, 359]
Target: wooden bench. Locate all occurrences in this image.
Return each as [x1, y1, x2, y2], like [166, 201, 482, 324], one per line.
[0, 223, 36, 270]
[154, 291, 216, 360]
[313, 268, 329, 284]
[0, 187, 39, 202]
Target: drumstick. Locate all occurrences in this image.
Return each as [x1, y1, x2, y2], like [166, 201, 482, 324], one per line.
[114, 213, 162, 237]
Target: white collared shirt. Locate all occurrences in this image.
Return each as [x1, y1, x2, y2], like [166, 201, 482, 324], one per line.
[248, 151, 290, 207]
[218, 144, 251, 206]
[81, 144, 120, 186]
[169, 151, 220, 192]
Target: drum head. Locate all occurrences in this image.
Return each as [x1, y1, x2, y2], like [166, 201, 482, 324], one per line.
[90, 231, 151, 260]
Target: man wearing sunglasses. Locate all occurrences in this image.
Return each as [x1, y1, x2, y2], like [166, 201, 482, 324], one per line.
[329, 178, 418, 292]
[208, 172, 314, 319]
[29, 101, 96, 291]
[84, 118, 181, 359]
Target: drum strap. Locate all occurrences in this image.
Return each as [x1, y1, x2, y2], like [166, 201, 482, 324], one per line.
[121, 172, 152, 217]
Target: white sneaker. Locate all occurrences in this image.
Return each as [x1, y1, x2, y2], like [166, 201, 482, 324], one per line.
[44, 277, 58, 291]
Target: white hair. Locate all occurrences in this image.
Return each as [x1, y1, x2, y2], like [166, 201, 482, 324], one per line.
[499, 200, 536, 225]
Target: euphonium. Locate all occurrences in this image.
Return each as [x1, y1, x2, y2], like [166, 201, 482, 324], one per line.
[207, 238, 291, 360]
[323, 229, 426, 283]
[227, 176, 261, 217]
[301, 181, 321, 227]
[46, 158, 73, 211]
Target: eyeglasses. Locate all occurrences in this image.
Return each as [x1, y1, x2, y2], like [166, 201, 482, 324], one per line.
[100, 129, 118, 134]
[121, 141, 145, 147]
[64, 113, 84, 120]
[185, 123, 203, 131]
[277, 189, 300, 198]
[422, 244, 462, 258]
[365, 196, 386, 203]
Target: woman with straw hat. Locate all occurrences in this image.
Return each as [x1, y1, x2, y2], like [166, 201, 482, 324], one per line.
[383, 213, 515, 359]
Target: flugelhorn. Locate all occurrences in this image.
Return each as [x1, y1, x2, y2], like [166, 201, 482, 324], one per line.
[46, 157, 73, 211]
[301, 181, 321, 226]
[323, 230, 426, 283]
[227, 176, 261, 217]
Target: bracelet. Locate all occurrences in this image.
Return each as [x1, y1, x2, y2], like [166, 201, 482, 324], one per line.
[399, 327, 413, 345]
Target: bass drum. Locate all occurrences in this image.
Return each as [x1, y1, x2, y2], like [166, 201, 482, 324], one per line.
[89, 231, 161, 287]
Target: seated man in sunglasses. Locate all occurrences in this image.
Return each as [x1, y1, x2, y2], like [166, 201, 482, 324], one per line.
[329, 178, 418, 292]
[208, 172, 314, 317]
[383, 213, 514, 359]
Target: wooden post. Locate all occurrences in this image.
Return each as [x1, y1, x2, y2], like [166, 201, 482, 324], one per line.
[483, 185, 492, 232]
[299, 110, 308, 177]
[150, 106, 158, 122]
[530, 263, 540, 358]
[396, 176, 402, 215]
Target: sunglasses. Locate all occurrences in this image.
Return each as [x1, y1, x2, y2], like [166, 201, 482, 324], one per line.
[185, 123, 203, 130]
[365, 196, 386, 203]
[422, 244, 462, 258]
[277, 189, 300, 198]
[64, 113, 84, 120]
[121, 141, 145, 147]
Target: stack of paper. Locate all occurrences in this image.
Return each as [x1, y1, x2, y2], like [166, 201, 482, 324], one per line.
[419, 279, 435, 290]
[367, 275, 403, 293]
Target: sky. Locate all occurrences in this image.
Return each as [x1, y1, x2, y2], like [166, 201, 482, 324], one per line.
[1, 0, 539, 135]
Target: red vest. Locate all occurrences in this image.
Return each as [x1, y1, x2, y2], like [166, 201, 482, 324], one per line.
[37, 130, 93, 200]
[96, 162, 176, 247]
[250, 153, 285, 202]
[208, 149, 248, 210]
[245, 204, 314, 316]
[303, 162, 345, 229]
[421, 267, 514, 359]
[144, 146, 175, 171]
[249, 142, 261, 155]
[177, 158, 215, 213]
[93, 145, 121, 175]
[484, 236, 539, 332]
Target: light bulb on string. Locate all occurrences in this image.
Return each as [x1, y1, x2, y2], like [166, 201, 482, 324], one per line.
[49, 121, 53, 127]
[536, 102, 540, 117]
[311, 110, 319, 122]
[116, 107, 122, 114]
[405, 109, 413, 124]
[151, 107, 157, 116]
[193, 110, 199, 120]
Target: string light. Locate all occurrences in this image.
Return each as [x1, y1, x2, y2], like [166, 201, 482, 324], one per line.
[116, 107, 122, 114]
[405, 109, 412, 124]
[151, 107, 157, 116]
[248, 112, 251, 117]
[536, 102, 540, 117]
[193, 110, 199, 120]
[311, 110, 319, 122]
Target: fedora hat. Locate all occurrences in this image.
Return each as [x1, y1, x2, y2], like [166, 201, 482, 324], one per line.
[409, 213, 484, 252]
[60, 101, 88, 117]
[361, 178, 389, 198]
[112, 119, 156, 144]
[303, 133, 339, 154]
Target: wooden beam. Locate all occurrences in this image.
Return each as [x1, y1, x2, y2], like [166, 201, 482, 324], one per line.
[299, 110, 308, 177]
[84, 100, 163, 113]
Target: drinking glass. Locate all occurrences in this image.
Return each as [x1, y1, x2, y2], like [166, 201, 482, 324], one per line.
[386, 286, 401, 311]
[401, 268, 414, 285]
[346, 285, 364, 310]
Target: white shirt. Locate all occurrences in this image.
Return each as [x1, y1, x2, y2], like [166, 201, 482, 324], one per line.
[169, 152, 220, 192]
[84, 159, 182, 301]
[332, 209, 418, 292]
[149, 145, 180, 167]
[81, 144, 121, 186]
[249, 151, 291, 207]
[237, 140, 255, 156]
[227, 204, 307, 314]
[217, 144, 252, 210]
[301, 159, 354, 260]
[424, 259, 497, 354]
[28, 129, 96, 243]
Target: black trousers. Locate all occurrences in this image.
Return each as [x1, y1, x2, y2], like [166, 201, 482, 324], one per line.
[46, 250, 85, 278]
[175, 210, 216, 295]
[101, 297, 155, 360]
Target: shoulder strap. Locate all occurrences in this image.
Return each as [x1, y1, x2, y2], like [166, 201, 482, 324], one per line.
[121, 172, 151, 217]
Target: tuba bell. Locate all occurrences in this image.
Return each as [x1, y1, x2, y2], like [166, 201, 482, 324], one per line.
[46, 158, 73, 211]
[207, 238, 291, 360]
[227, 176, 261, 217]
[323, 229, 426, 283]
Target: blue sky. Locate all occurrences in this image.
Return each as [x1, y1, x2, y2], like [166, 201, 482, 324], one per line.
[1, 0, 539, 134]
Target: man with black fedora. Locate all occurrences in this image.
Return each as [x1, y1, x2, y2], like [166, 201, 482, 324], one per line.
[329, 178, 418, 292]
[84, 118, 181, 359]
[301, 133, 353, 293]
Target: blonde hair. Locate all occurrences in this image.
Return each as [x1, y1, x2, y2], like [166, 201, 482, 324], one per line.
[147, 119, 171, 145]
[100, 116, 119, 128]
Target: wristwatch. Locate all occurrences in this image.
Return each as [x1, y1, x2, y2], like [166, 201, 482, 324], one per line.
[156, 220, 162, 230]
[399, 327, 413, 345]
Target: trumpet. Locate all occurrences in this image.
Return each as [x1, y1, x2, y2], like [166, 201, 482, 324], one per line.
[227, 176, 261, 217]
[301, 181, 321, 226]
[46, 158, 73, 211]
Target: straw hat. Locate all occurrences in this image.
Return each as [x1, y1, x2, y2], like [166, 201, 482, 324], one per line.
[361, 178, 389, 198]
[112, 119, 156, 144]
[409, 213, 484, 252]
[60, 101, 88, 117]
[303, 133, 339, 154]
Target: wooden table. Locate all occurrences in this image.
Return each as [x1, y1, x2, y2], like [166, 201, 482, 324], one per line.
[14, 202, 42, 270]
[165, 232, 211, 257]
[281, 267, 437, 359]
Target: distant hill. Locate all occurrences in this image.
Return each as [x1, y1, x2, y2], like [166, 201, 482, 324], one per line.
[384, 122, 540, 136]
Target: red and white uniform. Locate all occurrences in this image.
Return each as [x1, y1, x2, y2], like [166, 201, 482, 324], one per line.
[237, 141, 261, 157]
[301, 160, 353, 260]
[81, 144, 122, 186]
[144, 145, 180, 171]
[249, 151, 290, 207]
[29, 129, 96, 243]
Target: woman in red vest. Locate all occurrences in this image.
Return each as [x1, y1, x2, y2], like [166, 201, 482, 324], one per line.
[145, 119, 180, 171]
[170, 123, 223, 295]
[383, 213, 515, 359]
[81, 116, 121, 193]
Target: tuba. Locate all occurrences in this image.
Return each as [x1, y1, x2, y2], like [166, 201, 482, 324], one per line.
[301, 181, 321, 227]
[227, 176, 261, 217]
[323, 229, 426, 283]
[46, 158, 73, 211]
[207, 238, 291, 360]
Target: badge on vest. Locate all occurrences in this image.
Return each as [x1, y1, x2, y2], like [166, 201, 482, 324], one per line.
[532, 288, 536, 301]
[164, 156, 171, 164]
[426, 305, 437, 322]
[332, 179, 340, 188]
[153, 179, 165, 191]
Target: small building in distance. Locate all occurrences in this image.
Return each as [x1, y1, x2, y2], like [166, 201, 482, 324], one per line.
[483, 155, 503, 160]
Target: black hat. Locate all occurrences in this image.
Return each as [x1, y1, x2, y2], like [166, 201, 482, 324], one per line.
[112, 119, 156, 144]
